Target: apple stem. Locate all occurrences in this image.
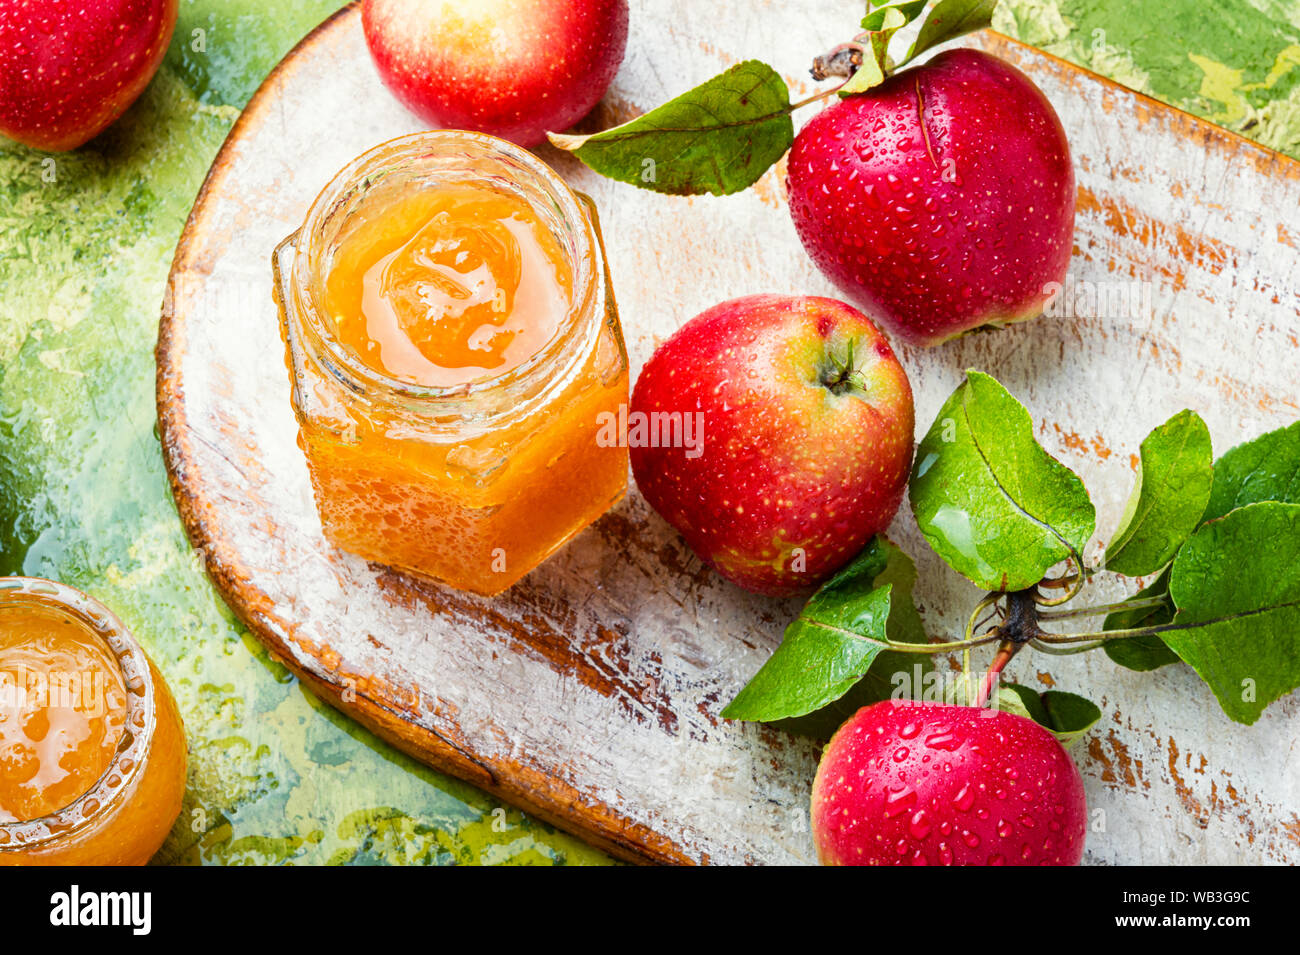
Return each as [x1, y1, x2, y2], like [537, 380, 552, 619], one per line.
[1029, 637, 1107, 655]
[1036, 594, 1168, 621]
[799, 617, 1003, 652]
[974, 640, 1019, 707]
[1036, 621, 1179, 644]
[971, 589, 1042, 706]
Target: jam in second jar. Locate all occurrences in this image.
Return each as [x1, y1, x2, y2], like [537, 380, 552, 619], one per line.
[0, 603, 128, 824]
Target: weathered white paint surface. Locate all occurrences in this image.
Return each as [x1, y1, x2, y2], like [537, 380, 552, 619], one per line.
[159, 2, 1300, 863]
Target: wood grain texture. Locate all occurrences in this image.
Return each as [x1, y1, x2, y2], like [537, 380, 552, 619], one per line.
[156, 2, 1300, 864]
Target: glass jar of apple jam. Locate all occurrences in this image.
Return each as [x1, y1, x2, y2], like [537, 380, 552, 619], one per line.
[273, 132, 629, 595]
[0, 577, 187, 865]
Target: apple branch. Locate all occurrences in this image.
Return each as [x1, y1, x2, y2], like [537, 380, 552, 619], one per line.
[1036, 593, 1170, 621]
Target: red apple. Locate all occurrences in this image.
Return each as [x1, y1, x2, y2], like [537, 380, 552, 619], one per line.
[786, 49, 1075, 347]
[812, 701, 1087, 866]
[629, 294, 914, 597]
[0, 0, 177, 151]
[362, 0, 629, 148]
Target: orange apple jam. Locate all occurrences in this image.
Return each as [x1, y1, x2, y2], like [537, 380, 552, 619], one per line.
[325, 186, 571, 388]
[0, 604, 128, 824]
[275, 132, 629, 595]
[0, 579, 186, 866]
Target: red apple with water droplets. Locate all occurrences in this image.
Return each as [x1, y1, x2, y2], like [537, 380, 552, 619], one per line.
[787, 49, 1075, 347]
[630, 294, 914, 597]
[362, 0, 629, 148]
[0, 0, 178, 151]
[812, 701, 1087, 866]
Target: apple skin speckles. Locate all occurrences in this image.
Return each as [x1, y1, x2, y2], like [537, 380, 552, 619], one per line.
[362, 0, 628, 148]
[0, 0, 178, 152]
[629, 294, 914, 597]
[787, 49, 1075, 347]
[812, 701, 1087, 866]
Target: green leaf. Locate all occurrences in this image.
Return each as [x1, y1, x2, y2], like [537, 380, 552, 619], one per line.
[720, 538, 929, 731]
[904, 0, 998, 62]
[838, 47, 887, 97]
[1165, 502, 1300, 724]
[771, 661, 911, 740]
[548, 60, 793, 197]
[1103, 569, 1180, 670]
[1202, 420, 1300, 523]
[993, 684, 1102, 748]
[861, 1, 929, 33]
[1105, 410, 1213, 577]
[839, 1, 929, 97]
[909, 371, 1096, 592]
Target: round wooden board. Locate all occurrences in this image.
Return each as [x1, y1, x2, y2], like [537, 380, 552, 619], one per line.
[158, 1, 1300, 864]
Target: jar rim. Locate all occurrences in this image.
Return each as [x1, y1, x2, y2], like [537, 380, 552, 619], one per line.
[278, 130, 601, 404]
[0, 577, 157, 851]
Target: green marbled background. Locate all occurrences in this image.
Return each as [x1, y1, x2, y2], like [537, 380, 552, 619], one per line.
[0, 0, 1295, 865]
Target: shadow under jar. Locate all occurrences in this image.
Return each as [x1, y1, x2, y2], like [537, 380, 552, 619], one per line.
[274, 132, 629, 596]
[0, 577, 187, 865]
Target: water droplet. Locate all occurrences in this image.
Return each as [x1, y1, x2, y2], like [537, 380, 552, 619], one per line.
[925, 730, 961, 751]
[909, 810, 932, 840]
[953, 783, 976, 812]
[884, 787, 917, 818]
